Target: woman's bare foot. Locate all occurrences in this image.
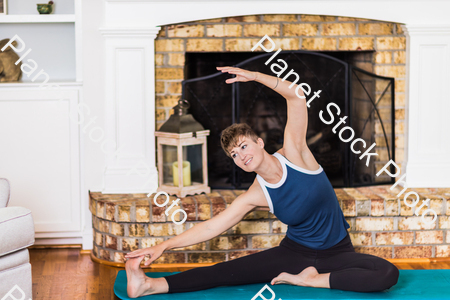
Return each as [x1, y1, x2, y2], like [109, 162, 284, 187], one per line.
[125, 256, 169, 298]
[271, 266, 330, 288]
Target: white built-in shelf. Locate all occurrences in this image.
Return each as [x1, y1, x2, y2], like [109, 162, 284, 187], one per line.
[0, 81, 82, 88]
[0, 14, 75, 23]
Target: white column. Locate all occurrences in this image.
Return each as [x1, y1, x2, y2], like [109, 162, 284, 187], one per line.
[403, 24, 450, 187]
[99, 27, 160, 193]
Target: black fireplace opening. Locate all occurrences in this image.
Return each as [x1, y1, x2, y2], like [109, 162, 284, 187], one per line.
[183, 51, 395, 189]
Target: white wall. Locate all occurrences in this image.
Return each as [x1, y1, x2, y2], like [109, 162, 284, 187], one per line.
[81, 0, 107, 192]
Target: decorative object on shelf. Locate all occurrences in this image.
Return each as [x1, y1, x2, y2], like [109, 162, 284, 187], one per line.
[37, 1, 53, 14]
[0, 0, 7, 15]
[0, 38, 22, 82]
[155, 99, 211, 197]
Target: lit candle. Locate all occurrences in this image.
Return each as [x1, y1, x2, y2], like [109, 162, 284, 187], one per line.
[172, 161, 191, 186]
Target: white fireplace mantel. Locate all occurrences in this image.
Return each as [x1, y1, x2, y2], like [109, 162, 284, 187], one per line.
[103, 0, 450, 28]
[98, 0, 450, 190]
[402, 24, 450, 187]
[99, 27, 161, 193]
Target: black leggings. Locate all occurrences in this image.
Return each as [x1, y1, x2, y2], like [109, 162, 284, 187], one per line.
[164, 232, 399, 293]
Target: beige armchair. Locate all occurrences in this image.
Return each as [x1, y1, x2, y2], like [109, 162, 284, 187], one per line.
[0, 178, 35, 299]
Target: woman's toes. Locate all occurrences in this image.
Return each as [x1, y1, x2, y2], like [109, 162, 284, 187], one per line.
[271, 267, 320, 287]
[271, 272, 298, 285]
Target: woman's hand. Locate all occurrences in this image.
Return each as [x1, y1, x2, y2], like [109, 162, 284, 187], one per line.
[124, 243, 166, 266]
[216, 66, 258, 84]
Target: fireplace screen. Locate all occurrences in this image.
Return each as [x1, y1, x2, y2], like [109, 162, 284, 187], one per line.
[181, 51, 395, 189]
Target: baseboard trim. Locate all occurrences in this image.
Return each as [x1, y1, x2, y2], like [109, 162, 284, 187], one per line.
[89, 251, 450, 270]
[392, 257, 450, 263]
[29, 244, 82, 249]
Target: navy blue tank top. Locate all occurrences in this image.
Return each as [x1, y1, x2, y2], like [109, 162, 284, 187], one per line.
[256, 152, 350, 250]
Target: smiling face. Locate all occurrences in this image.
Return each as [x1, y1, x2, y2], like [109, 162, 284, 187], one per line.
[229, 135, 265, 172]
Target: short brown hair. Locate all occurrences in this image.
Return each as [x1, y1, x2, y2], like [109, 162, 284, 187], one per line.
[220, 123, 259, 157]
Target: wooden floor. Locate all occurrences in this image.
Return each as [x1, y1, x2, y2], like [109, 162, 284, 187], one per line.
[31, 248, 120, 300]
[30, 248, 450, 300]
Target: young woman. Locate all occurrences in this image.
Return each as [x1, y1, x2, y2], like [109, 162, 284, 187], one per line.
[124, 67, 400, 298]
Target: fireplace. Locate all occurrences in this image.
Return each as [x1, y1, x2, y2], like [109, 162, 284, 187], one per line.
[150, 14, 405, 190]
[182, 50, 395, 189]
[98, 4, 450, 196]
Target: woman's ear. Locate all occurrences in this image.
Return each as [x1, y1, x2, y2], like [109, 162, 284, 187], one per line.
[257, 137, 264, 148]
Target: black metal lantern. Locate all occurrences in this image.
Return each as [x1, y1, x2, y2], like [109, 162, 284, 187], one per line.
[159, 99, 205, 133]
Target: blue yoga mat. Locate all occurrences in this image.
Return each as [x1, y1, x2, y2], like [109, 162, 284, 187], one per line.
[114, 269, 450, 300]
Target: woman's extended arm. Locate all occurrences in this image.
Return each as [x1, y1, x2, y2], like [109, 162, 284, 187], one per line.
[124, 191, 258, 265]
[162, 199, 248, 250]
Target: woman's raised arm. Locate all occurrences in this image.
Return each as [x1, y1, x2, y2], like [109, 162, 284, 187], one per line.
[216, 66, 305, 101]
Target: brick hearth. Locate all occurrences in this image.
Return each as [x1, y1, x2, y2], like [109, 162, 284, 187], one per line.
[90, 186, 450, 265]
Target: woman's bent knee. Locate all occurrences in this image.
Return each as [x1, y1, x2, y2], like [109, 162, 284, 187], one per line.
[384, 263, 400, 289]
[374, 261, 399, 291]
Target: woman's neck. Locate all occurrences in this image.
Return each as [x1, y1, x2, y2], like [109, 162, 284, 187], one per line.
[257, 153, 283, 184]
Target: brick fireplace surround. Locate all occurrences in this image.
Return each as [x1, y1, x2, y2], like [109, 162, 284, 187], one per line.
[92, 1, 450, 264]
